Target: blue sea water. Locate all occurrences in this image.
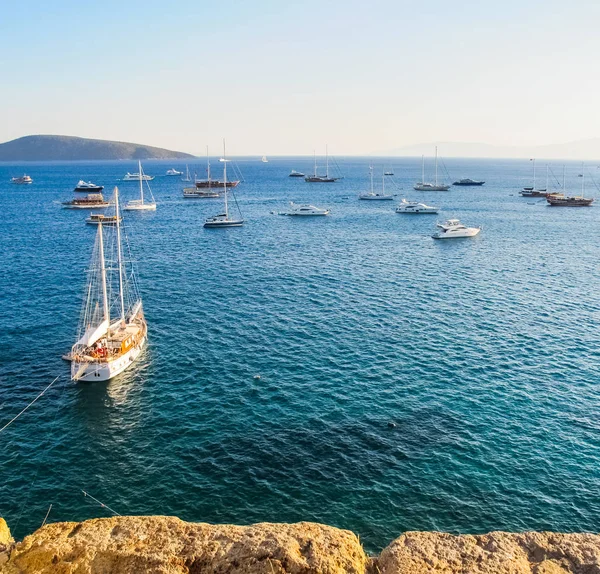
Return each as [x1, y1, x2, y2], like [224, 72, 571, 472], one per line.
[1, 156, 600, 551]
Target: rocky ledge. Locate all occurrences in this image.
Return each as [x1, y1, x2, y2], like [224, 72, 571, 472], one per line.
[1, 516, 600, 573]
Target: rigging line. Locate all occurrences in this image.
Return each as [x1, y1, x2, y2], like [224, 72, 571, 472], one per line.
[0, 376, 60, 435]
[82, 490, 122, 516]
[41, 504, 52, 528]
[14, 375, 69, 531]
[231, 187, 244, 219]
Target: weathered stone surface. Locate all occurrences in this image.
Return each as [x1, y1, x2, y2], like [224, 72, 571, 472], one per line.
[0, 518, 13, 550]
[377, 531, 600, 574]
[2, 516, 368, 574]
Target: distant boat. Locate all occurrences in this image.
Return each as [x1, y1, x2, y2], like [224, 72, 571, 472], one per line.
[384, 169, 394, 176]
[305, 146, 340, 182]
[395, 199, 438, 214]
[432, 219, 481, 239]
[359, 166, 394, 200]
[519, 159, 547, 197]
[289, 170, 305, 177]
[195, 146, 240, 189]
[183, 187, 219, 198]
[261, 155, 268, 163]
[414, 148, 450, 191]
[123, 171, 154, 181]
[547, 168, 593, 206]
[181, 165, 192, 182]
[204, 141, 244, 228]
[63, 194, 109, 209]
[74, 180, 104, 192]
[279, 202, 330, 216]
[123, 161, 157, 211]
[69, 187, 148, 381]
[11, 174, 32, 184]
[453, 179, 485, 186]
[166, 168, 183, 176]
[86, 213, 122, 225]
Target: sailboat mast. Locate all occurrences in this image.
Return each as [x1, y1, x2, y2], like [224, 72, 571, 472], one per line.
[326, 144, 329, 178]
[581, 162, 585, 198]
[370, 165, 374, 193]
[563, 165, 566, 191]
[421, 155, 425, 183]
[223, 140, 228, 218]
[532, 158, 536, 190]
[382, 167, 385, 194]
[435, 146, 438, 186]
[545, 164, 549, 191]
[207, 145, 211, 187]
[114, 187, 125, 322]
[98, 222, 110, 329]
[138, 160, 144, 204]
[313, 150, 317, 177]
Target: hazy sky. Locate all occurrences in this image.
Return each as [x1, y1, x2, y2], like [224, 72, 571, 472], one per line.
[2, 0, 600, 155]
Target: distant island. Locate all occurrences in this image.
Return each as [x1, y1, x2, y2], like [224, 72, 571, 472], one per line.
[0, 135, 195, 161]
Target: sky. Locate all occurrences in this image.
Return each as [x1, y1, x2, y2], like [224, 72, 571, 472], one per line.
[1, 0, 600, 156]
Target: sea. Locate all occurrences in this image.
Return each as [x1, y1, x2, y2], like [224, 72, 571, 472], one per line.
[1, 156, 600, 551]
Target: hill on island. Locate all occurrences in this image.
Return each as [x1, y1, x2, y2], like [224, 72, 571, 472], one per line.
[0, 135, 195, 161]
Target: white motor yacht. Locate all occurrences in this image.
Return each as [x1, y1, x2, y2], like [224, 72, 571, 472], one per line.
[75, 180, 104, 192]
[166, 168, 183, 176]
[280, 202, 330, 216]
[432, 219, 481, 239]
[11, 174, 33, 184]
[123, 172, 154, 181]
[395, 199, 438, 214]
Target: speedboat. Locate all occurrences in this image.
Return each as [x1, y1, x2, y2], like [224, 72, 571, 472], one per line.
[123, 172, 154, 181]
[183, 187, 220, 198]
[74, 180, 104, 192]
[63, 194, 110, 209]
[166, 168, 183, 176]
[86, 213, 122, 225]
[384, 171, 394, 176]
[280, 202, 330, 216]
[395, 199, 438, 214]
[453, 179, 485, 186]
[289, 170, 305, 177]
[11, 174, 32, 184]
[432, 219, 481, 239]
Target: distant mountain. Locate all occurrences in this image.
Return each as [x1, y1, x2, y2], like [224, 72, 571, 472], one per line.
[0, 135, 195, 161]
[381, 139, 600, 160]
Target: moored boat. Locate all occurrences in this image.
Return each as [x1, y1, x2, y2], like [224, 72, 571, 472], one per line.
[74, 180, 104, 192]
[279, 202, 330, 216]
[305, 146, 340, 182]
[414, 148, 450, 191]
[183, 187, 220, 198]
[123, 172, 154, 181]
[123, 161, 157, 211]
[359, 166, 394, 200]
[86, 213, 122, 225]
[395, 199, 438, 214]
[69, 188, 148, 382]
[166, 168, 183, 176]
[289, 170, 305, 177]
[11, 174, 33, 184]
[547, 195, 593, 206]
[432, 219, 481, 239]
[453, 178, 485, 186]
[63, 194, 110, 209]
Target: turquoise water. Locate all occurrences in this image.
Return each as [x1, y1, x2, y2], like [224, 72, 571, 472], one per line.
[1, 157, 600, 551]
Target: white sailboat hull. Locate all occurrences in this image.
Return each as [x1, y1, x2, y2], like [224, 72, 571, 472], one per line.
[71, 335, 147, 382]
[123, 202, 156, 211]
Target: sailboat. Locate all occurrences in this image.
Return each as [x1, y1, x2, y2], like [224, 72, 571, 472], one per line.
[261, 155, 268, 163]
[69, 187, 148, 381]
[547, 164, 593, 206]
[194, 146, 239, 189]
[413, 147, 450, 191]
[305, 146, 339, 182]
[204, 141, 244, 228]
[359, 166, 394, 200]
[184, 147, 220, 198]
[123, 161, 157, 211]
[181, 164, 192, 182]
[520, 159, 548, 197]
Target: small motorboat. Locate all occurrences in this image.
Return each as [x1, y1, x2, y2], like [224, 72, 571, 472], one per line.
[74, 180, 104, 192]
[261, 156, 268, 163]
[166, 168, 183, 176]
[384, 171, 394, 176]
[86, 213, 122, 225]
[11, 174, 33, 184]
[452, 179, 485, 186]
[279, 202, 330, 216]
[395, 199, 438, 214]
[432, 219, 481, 239]
[183, 187, 220, 198]
[289, 170, 305, 177]
[123, 172, 154, 181]
[63, 194, 110, 209]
